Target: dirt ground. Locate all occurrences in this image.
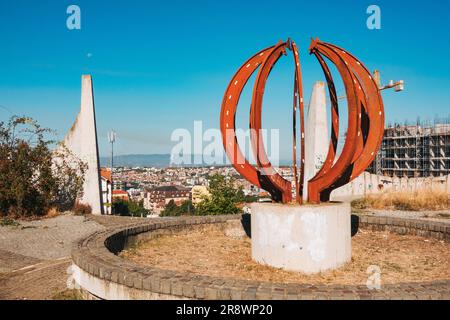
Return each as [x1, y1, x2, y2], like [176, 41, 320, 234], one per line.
[0, 214, 146, 300]
[121, 225, 450, 286]
[0, 257, 72, 300]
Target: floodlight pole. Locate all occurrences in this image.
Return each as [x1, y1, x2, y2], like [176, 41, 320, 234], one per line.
[333, 71, 404, 102]
[373, 70, 405, 92]
[108, 130, 116, 215]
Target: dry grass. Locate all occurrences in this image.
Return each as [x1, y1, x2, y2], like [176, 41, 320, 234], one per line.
[0, 217, 20, 227]
[52, 289, 84, 300]
[45, 207, 60, 219]
[120, 225, 450, 286]
[73, 203, 92, 215]
[2, 207, 60, 223]
[352, 190, 450, 211]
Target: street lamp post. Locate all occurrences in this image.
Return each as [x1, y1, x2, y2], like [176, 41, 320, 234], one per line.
[330, 71, 404, 173]
[331, 71, 404, 103]
[108, 130, 116, 215]
[373, 70, 405, 92]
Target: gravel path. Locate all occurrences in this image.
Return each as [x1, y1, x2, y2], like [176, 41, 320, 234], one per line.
[0, 213, 155, 299]
[0, 214, 105, 262]
[0, 249, 42, 273]
[0, 258, 72, 300]
[0, 214, 110, 299]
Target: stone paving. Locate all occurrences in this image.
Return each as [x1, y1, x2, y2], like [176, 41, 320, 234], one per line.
[0, 214, 105, 263]
[0, 213, 120, 299]
[0, 214, 154, 299]
[0, 249, 42, 274]
[0, 257, 72, 300]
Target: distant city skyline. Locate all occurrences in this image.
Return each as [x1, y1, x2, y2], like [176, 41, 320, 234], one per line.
[1, 0, 450, 159]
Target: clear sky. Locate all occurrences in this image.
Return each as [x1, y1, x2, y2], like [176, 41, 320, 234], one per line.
[0, 0, 449, 158]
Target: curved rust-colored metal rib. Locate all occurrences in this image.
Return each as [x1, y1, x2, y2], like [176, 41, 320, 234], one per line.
[307, 39, 384, 202]
[292, 60, 300, 202]
[307, 39, 361, 203]
[324, 42, 385, 185]
[309, 51, 339, 181]
[250, 41, 292, 203]
[291, 41, 305, 204]
[220, 45, 277, 193]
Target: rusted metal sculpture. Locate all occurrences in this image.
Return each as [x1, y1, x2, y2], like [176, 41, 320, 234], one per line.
[220, 38, 384, 204]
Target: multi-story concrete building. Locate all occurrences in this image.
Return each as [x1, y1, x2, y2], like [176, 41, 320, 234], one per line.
[369, 120, 450, 178]
[191, 185, 210, 205]
[144, 185, 191, 214]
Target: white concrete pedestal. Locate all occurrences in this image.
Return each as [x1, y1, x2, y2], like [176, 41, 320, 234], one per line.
[251, 202, 351, 274]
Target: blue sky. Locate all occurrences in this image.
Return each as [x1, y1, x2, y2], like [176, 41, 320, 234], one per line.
[0, 0, 449, 158]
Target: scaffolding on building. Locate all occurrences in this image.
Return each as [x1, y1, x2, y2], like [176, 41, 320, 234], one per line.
[369, 116, 450, 178]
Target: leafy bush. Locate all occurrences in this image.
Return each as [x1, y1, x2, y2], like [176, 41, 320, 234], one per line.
[195, 174, 244, 215]
[0, 116, 87, 217]
[113, 199, 150, 217]
[112, 199, 129, 216]
[160, 200, 194, 217]
[52, 145, 87, 212]
[127, 200, 150, 217]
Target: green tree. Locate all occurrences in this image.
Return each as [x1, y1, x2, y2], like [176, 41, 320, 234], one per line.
[160, 200, 195, 217]
[243, 194, 259, 203]
[128, 200, 150, 217]
[0, 116, 86, 217]
[112, 199, 150, 217]
[112, 199, 129, 216]
[195, 174, 244, 215]
[160, 199, 178, 216]
[179, 200, 194, 215]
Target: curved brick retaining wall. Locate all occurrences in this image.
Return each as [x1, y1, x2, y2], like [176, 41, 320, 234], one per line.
[359, 215, 450, 241]
[71, 214, 450, 300]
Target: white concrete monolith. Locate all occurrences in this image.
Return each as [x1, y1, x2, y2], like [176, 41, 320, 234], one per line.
[251, 202, 351, 274]
[303, 81, 329, 201]
[61, 75, 103, 214]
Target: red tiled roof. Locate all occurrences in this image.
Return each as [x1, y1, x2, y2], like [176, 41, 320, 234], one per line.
[100, 168, 112, 182]
[149, 185, 190, 192]
[113, 190, 128, 195]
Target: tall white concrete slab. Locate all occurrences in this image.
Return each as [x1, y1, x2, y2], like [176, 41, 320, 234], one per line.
[303, 81, 329, 201]
[61, 75, 103, 214]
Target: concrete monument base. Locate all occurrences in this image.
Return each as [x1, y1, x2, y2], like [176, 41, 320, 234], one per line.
[251, 202, 351, 274]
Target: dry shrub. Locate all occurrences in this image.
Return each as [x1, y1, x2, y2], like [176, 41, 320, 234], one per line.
[73, 202, 92, 215]
[45, 207, 60, 218]
[0, 217, 20, 227]
[352, 190, 450, 211]
[0, 116, 87, 218]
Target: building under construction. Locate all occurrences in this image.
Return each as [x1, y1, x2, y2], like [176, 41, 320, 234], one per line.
[369, 118, 450, 178]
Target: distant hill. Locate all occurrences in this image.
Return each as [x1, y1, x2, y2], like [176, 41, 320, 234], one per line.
[100, 154, 171, 168]
[100, 154, 293, 168]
